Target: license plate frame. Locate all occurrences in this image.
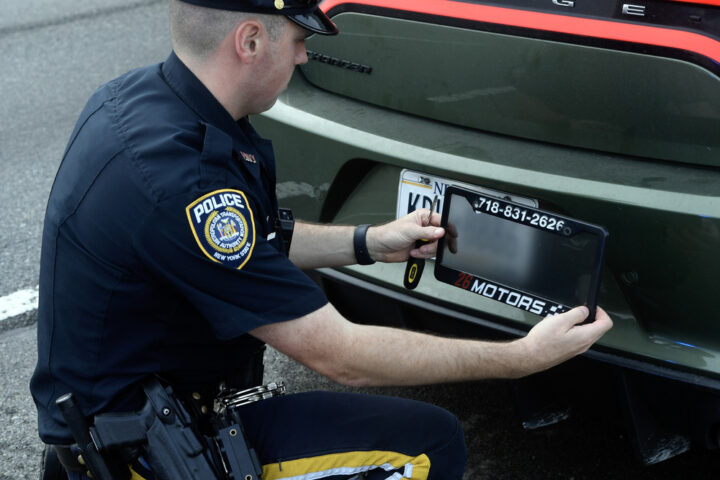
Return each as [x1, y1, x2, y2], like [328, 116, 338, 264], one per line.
[435, 185, 608, 321]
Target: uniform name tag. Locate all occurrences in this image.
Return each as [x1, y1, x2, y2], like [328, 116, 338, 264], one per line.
[186, 189, 256, 269]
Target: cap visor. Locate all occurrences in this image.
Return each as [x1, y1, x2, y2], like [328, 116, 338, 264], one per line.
[287, 9, 339, 35]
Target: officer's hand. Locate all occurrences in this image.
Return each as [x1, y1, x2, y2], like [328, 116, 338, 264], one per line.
[367, 209, 444, 263]
[515, 306, 613, 376]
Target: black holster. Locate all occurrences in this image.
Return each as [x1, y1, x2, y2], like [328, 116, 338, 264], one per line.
[57, 379, 263, 480]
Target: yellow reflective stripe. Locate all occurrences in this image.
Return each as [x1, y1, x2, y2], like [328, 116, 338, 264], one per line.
[129, 465, 148, 480]
[262, 450, 430, 480]
[402, 180, 432, 189]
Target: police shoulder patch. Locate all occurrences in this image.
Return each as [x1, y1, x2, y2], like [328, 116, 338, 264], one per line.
[186, 189, 256, 269]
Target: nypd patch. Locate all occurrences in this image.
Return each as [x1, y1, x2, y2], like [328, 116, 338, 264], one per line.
[186, 189, 255, 269]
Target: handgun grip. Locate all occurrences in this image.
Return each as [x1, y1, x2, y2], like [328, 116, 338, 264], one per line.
[91, 401, 154, 451]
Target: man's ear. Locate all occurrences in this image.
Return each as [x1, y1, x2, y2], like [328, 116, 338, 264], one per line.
[234, 20, 265, 63]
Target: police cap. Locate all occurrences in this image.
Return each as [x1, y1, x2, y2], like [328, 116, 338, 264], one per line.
[178, 0, 338, 35]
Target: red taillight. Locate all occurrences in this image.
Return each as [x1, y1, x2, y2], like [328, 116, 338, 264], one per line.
[663, 0, 720, 6]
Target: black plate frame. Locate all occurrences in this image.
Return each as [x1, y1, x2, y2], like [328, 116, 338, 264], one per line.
[435, 185, 608, 321]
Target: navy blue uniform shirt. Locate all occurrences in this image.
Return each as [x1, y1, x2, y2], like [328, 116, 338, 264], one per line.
[30, 52, 328, 444]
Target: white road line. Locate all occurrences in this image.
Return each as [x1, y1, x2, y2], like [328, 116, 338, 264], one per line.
[0, 287, 39, 322]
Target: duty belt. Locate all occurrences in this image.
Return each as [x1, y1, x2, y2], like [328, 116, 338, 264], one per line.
[53, 444, 92, 474]
[55, 379, 286, 480]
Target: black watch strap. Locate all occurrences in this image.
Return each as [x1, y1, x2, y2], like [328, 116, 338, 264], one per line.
[353, 224, 375, 265]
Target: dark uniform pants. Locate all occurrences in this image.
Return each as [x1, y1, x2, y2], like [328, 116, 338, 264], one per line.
[66, 391, 466, 480]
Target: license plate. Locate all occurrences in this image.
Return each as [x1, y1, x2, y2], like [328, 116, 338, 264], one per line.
[396, 169, 537, 219]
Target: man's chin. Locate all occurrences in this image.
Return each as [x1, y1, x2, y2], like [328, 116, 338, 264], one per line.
[250, 97, 279, 116]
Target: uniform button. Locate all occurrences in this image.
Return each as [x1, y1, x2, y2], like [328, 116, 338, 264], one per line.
[201, 405, 209, 414]
[77, 454, 85, 465]
[192, 392, 201, 400]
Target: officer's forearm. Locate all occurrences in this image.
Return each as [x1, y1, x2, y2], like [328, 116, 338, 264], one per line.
[328, 306, 608, 386]
[252, 304, 533, 387]
[253, 303, 607, 386]
[328, 323, 531, 386]
[288, 221, 357, 269]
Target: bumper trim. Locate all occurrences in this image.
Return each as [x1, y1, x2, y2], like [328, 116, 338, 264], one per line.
[318, 267, 720, 392]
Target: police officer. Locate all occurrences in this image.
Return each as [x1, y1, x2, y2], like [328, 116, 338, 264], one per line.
[31, 1, 613, 478]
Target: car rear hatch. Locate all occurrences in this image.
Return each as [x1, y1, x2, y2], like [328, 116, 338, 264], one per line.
[304, 0, 720, 168]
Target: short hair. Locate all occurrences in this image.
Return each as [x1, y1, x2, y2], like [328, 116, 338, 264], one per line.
[169, 0, 286, 59]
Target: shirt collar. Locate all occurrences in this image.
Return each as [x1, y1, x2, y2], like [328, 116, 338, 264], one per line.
[161, 51, 244, 140]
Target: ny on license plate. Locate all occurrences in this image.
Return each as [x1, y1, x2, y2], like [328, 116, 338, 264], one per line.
[396, 170, 537, 219]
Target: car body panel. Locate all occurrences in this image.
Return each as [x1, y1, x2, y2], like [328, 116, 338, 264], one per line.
[302, 12, 720, 168]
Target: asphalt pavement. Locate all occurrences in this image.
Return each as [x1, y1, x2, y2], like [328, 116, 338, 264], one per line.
[1, 0, 720, 479]
[0, 0, 167, 298]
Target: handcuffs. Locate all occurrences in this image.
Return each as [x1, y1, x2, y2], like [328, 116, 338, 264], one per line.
[215, 381, 286, 413]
